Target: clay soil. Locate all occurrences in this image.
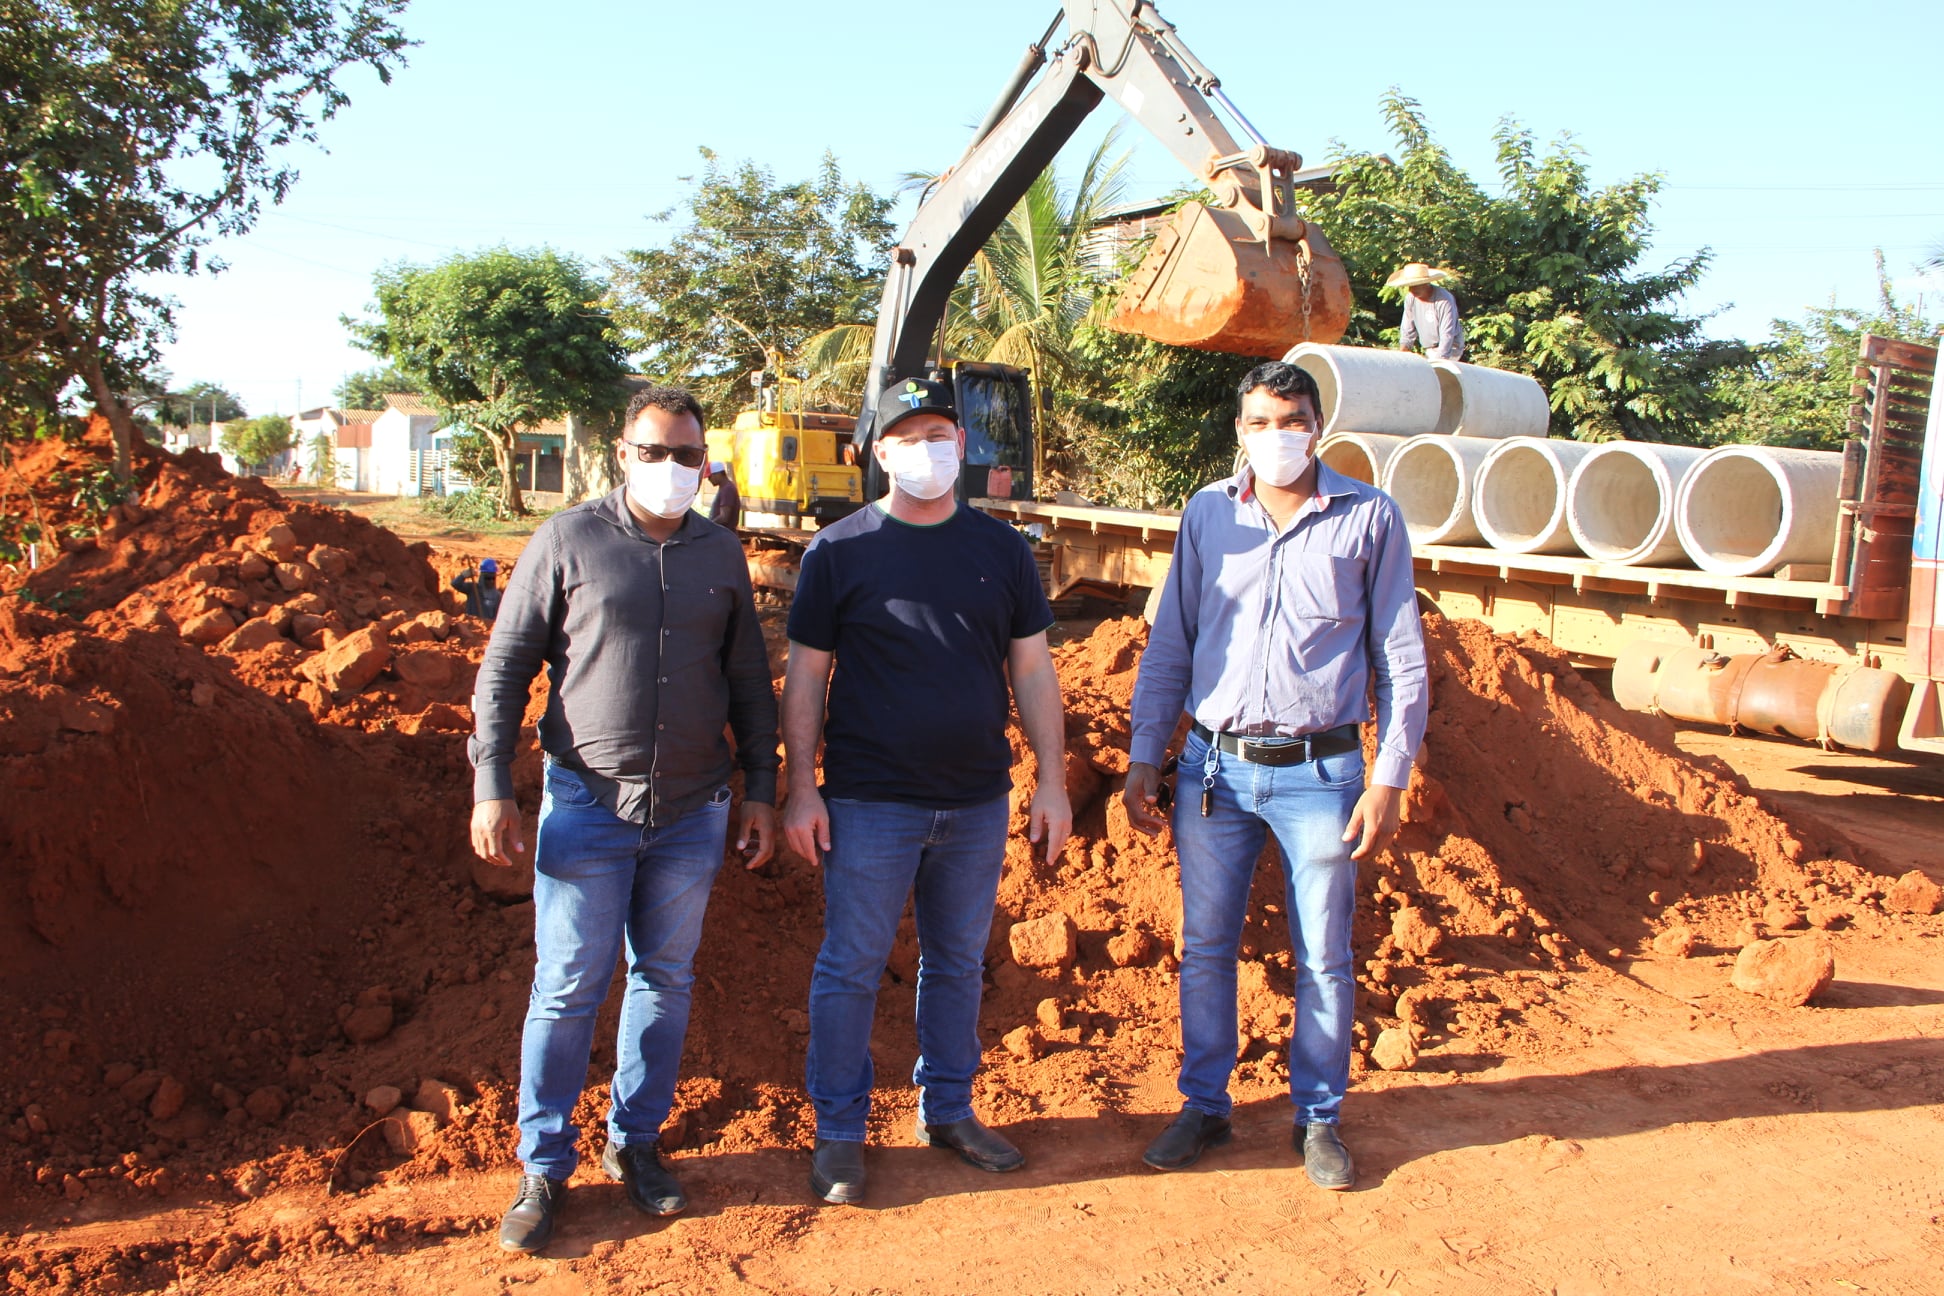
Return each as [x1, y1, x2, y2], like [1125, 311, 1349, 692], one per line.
[3, 425, 1942, 1295]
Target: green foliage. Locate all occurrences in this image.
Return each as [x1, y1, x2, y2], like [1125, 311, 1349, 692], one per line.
[422, 484, 510, 524]
[799, 134, 1130, 420]
[220, 413, 295, 469]
[947, 130, 1130, 395]
[1307, 91, 1751, 443]
[346, 246, 628, 515]
[607, 150, 896, 415]
[54, 465, 123, 523]
[334, 364, 416, 411]
[0, 0, 411, 475]
[153, 380, 246, 428]
[1710, 255, 1941, 450]
[1060, 325, 1247, 508]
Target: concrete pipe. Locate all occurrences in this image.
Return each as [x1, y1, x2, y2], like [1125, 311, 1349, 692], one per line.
[1674, 445, 1843, 577]
[1318, 432, 1411, 487]
[1566, 442, 1708, 567]
[1473, 436, 1599, 554]
[1283, 343, 1443, 437]
[1381, 434, 1496, 546]
[1429, 359, 1551, 439]
[1611, 639, 1912, 753]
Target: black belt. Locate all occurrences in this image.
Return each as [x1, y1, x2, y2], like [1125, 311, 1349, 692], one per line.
[1190, 721, 1359, 767]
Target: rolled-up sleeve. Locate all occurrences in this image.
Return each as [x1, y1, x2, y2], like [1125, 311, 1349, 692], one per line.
[1129, 509, 1202, 768]
[1364, 497, 1429, 788]
[468, 527, 559, 803]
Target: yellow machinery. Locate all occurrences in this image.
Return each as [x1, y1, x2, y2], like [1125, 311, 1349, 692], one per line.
[704, 402, 862, 529]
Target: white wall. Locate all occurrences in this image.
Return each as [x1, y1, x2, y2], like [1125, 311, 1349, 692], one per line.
[370, 412, 440, 496]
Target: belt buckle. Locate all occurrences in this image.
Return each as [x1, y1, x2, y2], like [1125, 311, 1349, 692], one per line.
[1243, 734, 1310, 766]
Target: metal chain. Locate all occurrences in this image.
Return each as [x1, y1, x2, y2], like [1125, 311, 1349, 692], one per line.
[1296, 233, 1314, 341]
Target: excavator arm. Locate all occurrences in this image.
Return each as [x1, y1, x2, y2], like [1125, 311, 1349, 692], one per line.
[854, 0, 1351, 454]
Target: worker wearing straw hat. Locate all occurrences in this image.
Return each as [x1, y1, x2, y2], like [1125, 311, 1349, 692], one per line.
[1387, 262, 1465, 361]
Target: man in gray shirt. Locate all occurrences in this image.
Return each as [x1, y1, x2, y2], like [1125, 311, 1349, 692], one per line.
[1389, 261, 1464, 361]
[469, 385, 779, 1253]
[1123, 359, 1428, 1192]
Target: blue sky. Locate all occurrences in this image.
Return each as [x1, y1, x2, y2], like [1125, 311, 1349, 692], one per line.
[151, 0, 1944, 417]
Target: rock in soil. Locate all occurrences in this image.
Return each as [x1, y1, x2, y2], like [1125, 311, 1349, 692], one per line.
[1371, 1027, 1419, 1071]
[1731, 933, 1836, 1006]
[1884, 870, 1942, 915]
[1653, 926, 1697, 958]
[1009, 912, 1078, 969]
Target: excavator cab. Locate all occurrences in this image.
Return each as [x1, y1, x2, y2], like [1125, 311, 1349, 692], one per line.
[952, 362, 1036, 500]
[860, 361, 1037, 504]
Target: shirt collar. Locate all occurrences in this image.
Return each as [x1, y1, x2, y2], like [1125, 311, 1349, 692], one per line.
[596, 486, 695, 542]
[1226, 461, 1358, 511]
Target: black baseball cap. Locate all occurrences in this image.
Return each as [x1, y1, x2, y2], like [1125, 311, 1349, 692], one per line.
[875, 377, 957, 436]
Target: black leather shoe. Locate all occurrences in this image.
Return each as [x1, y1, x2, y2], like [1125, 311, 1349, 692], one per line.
[916, 1115, 1025, 1173]
[1300, 1122, 1355, 1191]
[498, 1173, 567, 1253]
[1142, 1108, 1232, 1170]
[810, 1138, 867, 1204]
[601, 1140, 687, 1216]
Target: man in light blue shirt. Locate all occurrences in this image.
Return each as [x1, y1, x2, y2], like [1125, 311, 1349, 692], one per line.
[1123, 359, 1429, 1191]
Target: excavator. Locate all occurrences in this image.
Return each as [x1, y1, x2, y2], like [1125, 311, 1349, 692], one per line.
[714, 0, 1349, 532]
[852, 0, 1350, 497]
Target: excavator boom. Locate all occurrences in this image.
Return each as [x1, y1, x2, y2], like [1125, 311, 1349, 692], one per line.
[855, 1, 1350, 455]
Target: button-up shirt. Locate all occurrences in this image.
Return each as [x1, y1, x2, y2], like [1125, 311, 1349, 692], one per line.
[1129, 464, 1429, 789]
[469, 488, 779, 824]
[1398, 286, 1464, 361]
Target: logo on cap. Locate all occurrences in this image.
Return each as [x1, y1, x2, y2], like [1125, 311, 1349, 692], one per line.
[898, 381, 927, 409]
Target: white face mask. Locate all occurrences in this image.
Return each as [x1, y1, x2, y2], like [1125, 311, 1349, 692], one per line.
[628, 459, 701, 518]
[879, 438, 960, 501]
[1242, 430, 1317, 488]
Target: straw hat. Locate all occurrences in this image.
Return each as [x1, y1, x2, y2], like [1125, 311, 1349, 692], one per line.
[1384, 262, 1456, 289]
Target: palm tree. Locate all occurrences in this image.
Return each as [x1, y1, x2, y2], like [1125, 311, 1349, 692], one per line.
[796, 128, 1131, 412]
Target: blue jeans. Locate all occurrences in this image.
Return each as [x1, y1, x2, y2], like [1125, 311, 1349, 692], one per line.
[516, 761, 730, 1180]
[1172, 729, 1364, 1125]
[806, 794, 1010, 1141]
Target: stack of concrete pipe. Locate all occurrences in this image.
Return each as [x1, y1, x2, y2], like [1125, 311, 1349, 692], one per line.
[1296, 344, 1845, 576]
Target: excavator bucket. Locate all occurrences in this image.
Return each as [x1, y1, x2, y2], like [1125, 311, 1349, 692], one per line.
[1107, 202, 1351, 358]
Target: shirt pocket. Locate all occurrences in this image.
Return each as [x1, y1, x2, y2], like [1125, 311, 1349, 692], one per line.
[1283, 554, 1363, 622]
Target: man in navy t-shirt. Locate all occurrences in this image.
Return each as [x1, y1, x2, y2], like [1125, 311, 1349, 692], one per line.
[782, 377, 1071, 1205]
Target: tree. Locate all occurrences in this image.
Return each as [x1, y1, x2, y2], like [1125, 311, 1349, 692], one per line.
[154, 380, 246, 429]
[334, 364, 415, 411]
[1060, 326, 1245, 508]
[606, 151, 896, 415]
[1711, 253, 1941, 450]
[305, 430, 337, 485]
[220, 413, 294, 471]
[0, 1, 411, 478]
[347, 247, 629, 516]
[799, 131, 1131, 423]
[1305, 92, 1751, 443]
